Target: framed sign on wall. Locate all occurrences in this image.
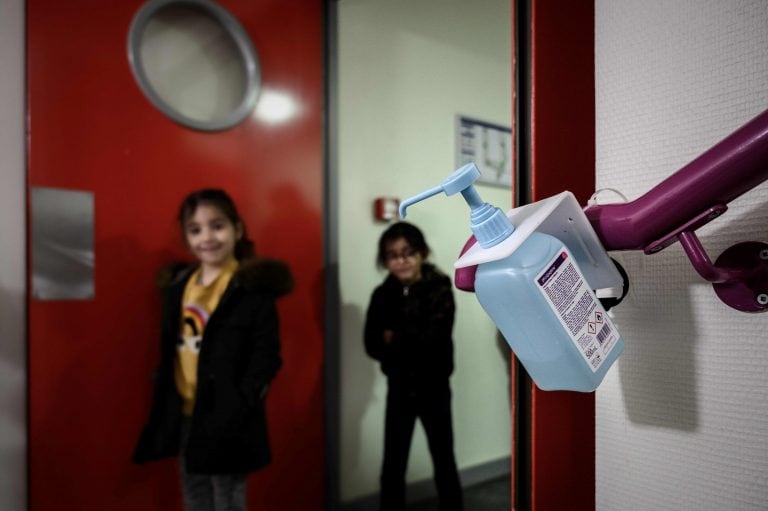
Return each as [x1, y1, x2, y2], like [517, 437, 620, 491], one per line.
[455, 115, 513, 188]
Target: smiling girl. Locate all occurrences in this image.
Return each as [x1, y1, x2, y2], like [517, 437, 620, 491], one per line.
[134, 189, 292, 511]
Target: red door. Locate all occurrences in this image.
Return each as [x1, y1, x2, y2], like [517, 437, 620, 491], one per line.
[27, 1, 325, 509]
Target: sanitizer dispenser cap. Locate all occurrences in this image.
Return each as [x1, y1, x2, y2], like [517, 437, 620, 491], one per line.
[399, 163, 515, 248]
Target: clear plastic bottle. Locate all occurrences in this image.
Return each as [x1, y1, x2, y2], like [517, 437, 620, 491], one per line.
[400, 163, 623, 391]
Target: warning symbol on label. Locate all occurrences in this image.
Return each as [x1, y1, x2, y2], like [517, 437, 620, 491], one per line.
[587, 322, 596, 334]
[595, 311, 603, 324]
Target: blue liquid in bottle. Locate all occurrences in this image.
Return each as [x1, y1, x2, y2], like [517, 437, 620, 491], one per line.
[475, 232, 623, 391]
[400, 163, 624, 392]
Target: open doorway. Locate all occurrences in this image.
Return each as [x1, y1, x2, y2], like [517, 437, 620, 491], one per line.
[331, 1, 515, 508]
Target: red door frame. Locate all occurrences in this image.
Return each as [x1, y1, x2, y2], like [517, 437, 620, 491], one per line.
[522, 1, 596, 509]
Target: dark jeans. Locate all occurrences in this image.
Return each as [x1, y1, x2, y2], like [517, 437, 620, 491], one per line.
[179, 416, 248, 511]
[380, 380, 463, 511]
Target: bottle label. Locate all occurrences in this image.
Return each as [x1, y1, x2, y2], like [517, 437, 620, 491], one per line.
[535, 249, 619, 372]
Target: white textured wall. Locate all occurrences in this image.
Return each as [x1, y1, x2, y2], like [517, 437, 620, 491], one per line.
[596, 1, 768, 509]
[338, 0, 512, 502]
[0, 0, 27, 509]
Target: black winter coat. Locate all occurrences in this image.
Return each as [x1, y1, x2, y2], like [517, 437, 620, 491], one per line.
[133, 257, 293, 474]
[364, 263, 455, 386]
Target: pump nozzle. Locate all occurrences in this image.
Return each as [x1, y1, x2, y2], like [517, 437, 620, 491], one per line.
[399, 185, 445, 218]
[399, 163, 515, 248]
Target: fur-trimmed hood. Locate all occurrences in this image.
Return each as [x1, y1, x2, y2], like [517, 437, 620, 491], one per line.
[157, 257, 294, 298]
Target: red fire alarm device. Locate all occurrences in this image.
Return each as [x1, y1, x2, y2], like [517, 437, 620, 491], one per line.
[373, 197, 400, 222]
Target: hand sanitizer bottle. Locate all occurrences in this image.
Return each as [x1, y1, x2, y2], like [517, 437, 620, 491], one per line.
[399, 163, 624, 392]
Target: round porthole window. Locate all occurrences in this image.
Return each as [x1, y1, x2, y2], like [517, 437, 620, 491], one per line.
[127, 0, 260, 132]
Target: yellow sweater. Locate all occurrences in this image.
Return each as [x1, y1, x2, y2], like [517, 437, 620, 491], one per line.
[174, 259, 238, 415]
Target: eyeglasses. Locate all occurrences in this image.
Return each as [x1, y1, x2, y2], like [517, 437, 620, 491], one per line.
[384, 247, 419, 262]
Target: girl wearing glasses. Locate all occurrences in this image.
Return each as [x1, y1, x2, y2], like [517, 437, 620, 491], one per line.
[364, 221, 463, 511]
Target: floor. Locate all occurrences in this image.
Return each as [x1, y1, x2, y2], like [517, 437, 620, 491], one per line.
[407, 475, 511, 511]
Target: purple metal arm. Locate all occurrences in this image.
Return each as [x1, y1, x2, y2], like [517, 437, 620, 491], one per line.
[583, 108, 768, 312]
[584, 108, 768, 252]
[455, 109, 768, 311]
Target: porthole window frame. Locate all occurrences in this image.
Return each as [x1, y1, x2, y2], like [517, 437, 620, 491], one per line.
[127, 0, 261, 132]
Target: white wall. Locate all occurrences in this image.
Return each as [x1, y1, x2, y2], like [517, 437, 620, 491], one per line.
[337, 0, 512, 502]
[596, 1, 768, 509]
[0, 0, 27, 509]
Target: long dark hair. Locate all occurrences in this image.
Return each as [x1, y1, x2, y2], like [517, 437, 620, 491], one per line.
[177, 188, 255, 260]
[376, 221, 430, 269]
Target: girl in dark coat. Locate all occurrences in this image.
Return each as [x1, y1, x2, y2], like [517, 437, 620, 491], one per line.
[134, 189, 292, 511]
[364, 222, 463, 511]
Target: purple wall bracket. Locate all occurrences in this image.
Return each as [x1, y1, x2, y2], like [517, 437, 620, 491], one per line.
[678, 233, 768, 312]
[584, 108, 768, 313]
[454, 109, 768, 312]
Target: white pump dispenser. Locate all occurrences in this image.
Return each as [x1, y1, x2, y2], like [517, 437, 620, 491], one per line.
[399, 163, 514, 248]
[400, 163, 624, 392]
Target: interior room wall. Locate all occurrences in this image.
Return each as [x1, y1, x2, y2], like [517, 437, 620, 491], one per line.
[595, 1, 768, 508]
[0, 0, 26, 509]
[337, 0, 513, 503]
